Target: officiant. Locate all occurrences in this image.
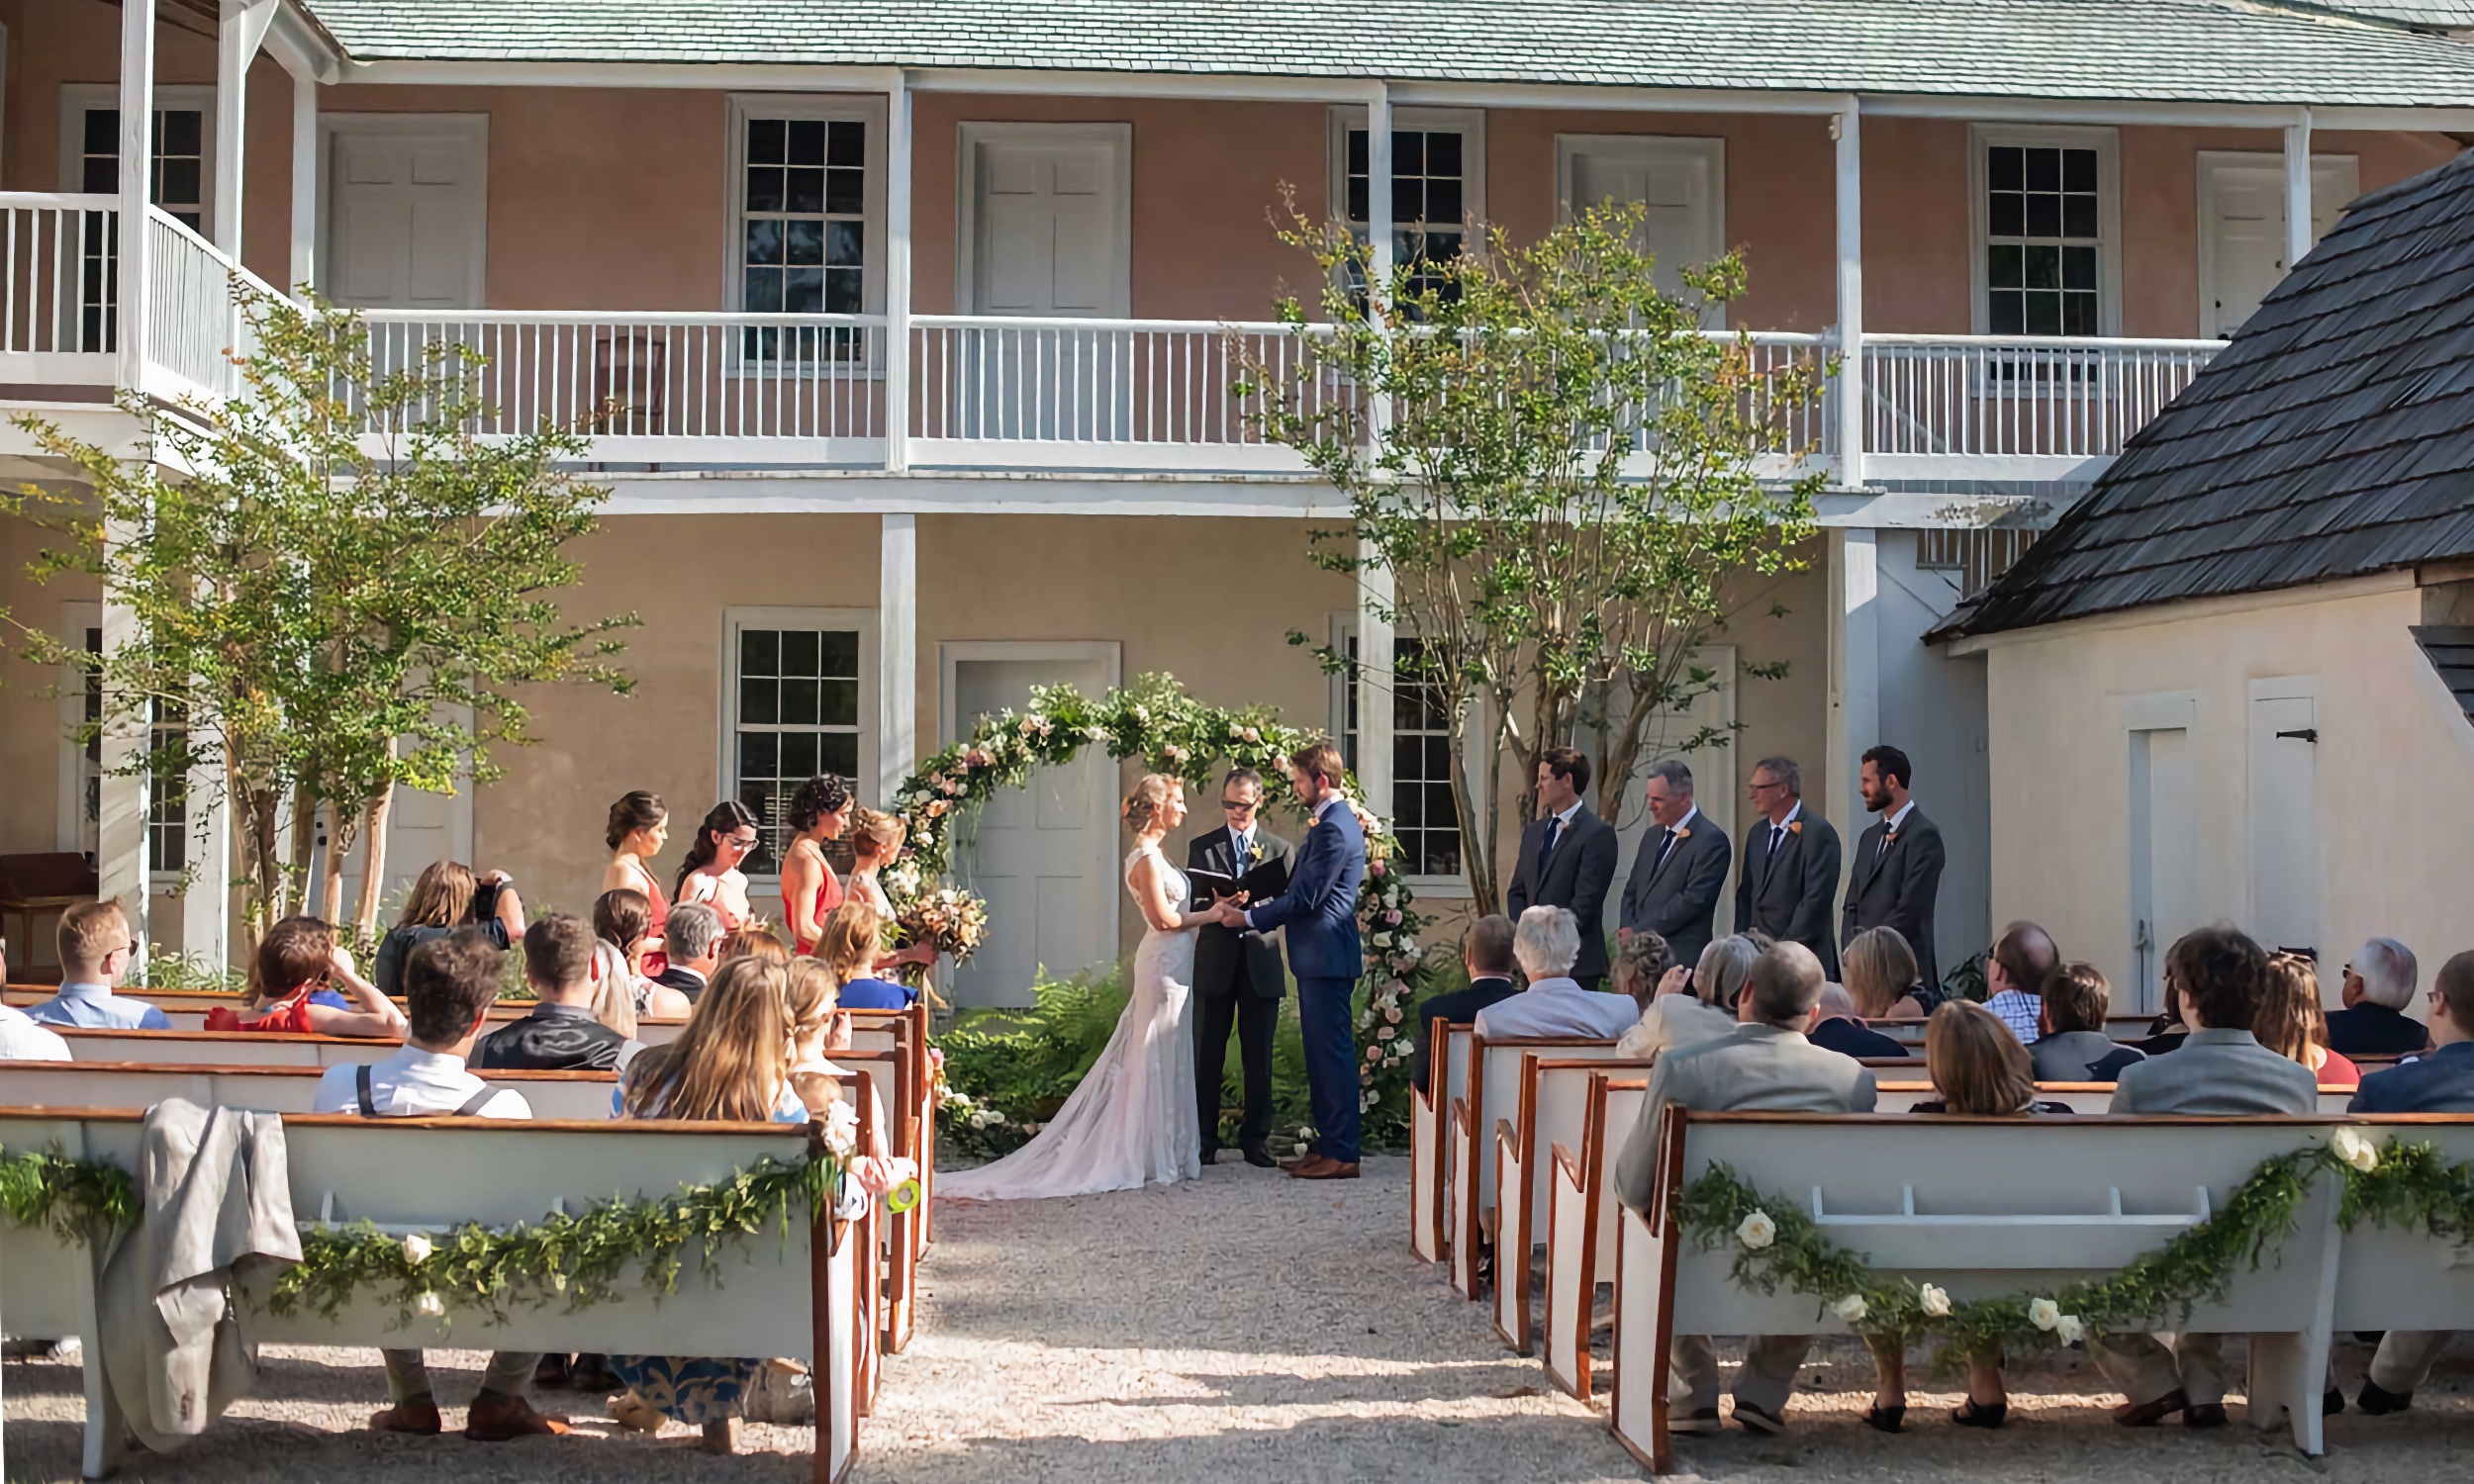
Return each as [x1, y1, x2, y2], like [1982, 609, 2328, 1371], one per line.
[1189, 767, 1291, 1168]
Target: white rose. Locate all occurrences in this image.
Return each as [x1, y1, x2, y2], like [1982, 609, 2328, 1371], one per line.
[822, 1099, 861, 1159]
[1919, 1283, 1951, 1318]
[1735, 1211, 1776, 1250]
[414, 1292, 445, 1319]
[1831, 1294, 1868, 1325]
[401, 1232, 433, 1264]
[2054, 1314, 2086, 1345]
[2029, 1297, 2061, 1332]
[1399, 937, 1418, 955]
[2331, 1126, 2380, 1173]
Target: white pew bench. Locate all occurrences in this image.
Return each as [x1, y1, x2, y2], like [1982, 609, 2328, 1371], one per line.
[1451, 1035, 1626, 1300]
[0, 1060, 620, 1120]
[1492, 1054, 1653, 1352]
[1408, 1023, 1474, 1265]
[2331, 1115, 2474, 1354]
[1543, 1072, 1644, 1399]
[1610, 1110, 2348, 1468]
[0, 1109, 862, 1482]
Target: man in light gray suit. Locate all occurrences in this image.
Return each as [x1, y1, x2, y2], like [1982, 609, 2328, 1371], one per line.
[2096, 926, 2316, 1430]
[1614, 941, 1877, 1436]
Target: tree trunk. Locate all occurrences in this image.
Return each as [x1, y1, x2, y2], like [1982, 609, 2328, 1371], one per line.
[320, 816, 349, 925]
[1446, 704, 1498, 916]
[353, 781, 395, 940]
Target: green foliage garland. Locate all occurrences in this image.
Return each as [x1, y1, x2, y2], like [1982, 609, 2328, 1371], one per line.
[2338, 1136, 2474, 1243]
[0, 1148, 141, 1243]
[894, 672, 1436, 1138]
[268, 1155, 834, 1327]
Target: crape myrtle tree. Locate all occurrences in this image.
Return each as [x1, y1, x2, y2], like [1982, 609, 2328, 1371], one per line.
[4, 296, 635, 944]
[1236, 198, 1825, 913]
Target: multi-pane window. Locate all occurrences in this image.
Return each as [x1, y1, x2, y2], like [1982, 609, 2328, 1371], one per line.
[76, 106, 207, 350]
[1985, 143, 2100, 335]
[1390, 637, 1462, 878]
[739, 116, 866, 361]
[731, 625, 862, 878]
[1346, 128, 1467, 296]
[77, 625, 183, 873]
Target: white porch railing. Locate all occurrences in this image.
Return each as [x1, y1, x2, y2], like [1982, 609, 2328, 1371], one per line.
[145, 208, 282, 406]
[1862, 333, 2222, 481]
[0, 193, 116, 384]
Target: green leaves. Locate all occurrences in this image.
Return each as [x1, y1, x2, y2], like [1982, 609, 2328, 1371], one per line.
[0, 1148, 141, 1244]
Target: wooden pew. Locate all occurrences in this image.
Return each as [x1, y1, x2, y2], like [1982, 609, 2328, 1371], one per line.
[1452, 1035, 1628, 1300]
[2330, 1115, 2474, 1366]
[0, 1060, 619, 1120]
[0, 1109, 861, 1482]
[1609, 1110, 2349, 1468]
[1408, 1022, 1474, 1265]
[5, 985, 695, 1043]
[1493, 1054, 1654, 1353]
[1543, 1072, 1644, 1399]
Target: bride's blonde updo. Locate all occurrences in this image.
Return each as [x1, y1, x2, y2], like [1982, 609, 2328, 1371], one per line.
[1122, 774, 1180, 836]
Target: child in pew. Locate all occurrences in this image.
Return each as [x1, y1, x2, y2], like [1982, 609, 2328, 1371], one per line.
[2031, 963, 2146, 1081]
[308, 928, 572, 1441]
[1863, 1001, 2076, 1434]
[207, 917, 409, 1039]
[24, 900, 171, 1031]
[818, 902, 919, 1011]
[474, 914, 643, 1073]
[606, 955, 809, 1453]
[785, 958, 910, 1196]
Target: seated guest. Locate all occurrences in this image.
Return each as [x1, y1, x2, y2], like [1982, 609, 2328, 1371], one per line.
[2031, 963, 2146, 1081]
[2327, 937, 2429, 1057]
[608, 957, 807, 1453]
[1843, 926, 1938, 1021]
[1612, 930, 1675, 1017]
[0, 937, 69, 1061]
[1869, 1000, 2076, 1432]
[1981, 920, 2058, 1046]
[595, 888, 691, 1021]
[820, 903, 917, 1011]
[475, 914, 642, 1073]
[26, 901, 170, 1030]
[2351, 949, 2474, 1416]
[2095, 926, 2315, 1429]
[1411, 914, 1522, 1090]
[1613, 941, 1876, 1436]
[720, 923, 791, 965]
[2253, 952, 2359, 1089]
[372, 860, 526, 996]
[311, 929, 566, 1440]
[784, 959, 905, 1196]
[2134, 974, 2192, 1057]
[1474, 908, 1640, 1041]
[1807, 983, 1907, 1060]
[207, 917, 409, 1038]
[653, 903, 724, 1002]
[1616, 934, 1754, 1063]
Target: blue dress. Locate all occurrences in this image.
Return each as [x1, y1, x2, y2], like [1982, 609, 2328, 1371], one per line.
[836, 975, 916, 1010]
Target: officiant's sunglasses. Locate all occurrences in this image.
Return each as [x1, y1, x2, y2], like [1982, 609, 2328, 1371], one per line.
[1220, 797, 1258, 811]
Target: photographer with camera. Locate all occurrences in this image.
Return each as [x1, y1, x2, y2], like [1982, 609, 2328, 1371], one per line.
[372, 861, 529, 997]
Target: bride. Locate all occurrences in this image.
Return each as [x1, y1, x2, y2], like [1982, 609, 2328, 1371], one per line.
[939, 774, 1216, 1201]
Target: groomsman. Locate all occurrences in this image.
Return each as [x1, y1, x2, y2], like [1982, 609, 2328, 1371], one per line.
[1189, 768, 1289, 1168]
[1734, 755, 1843, 979]
[1841, 744, 1948, 991]
[1619, 759, 1732, 974]
[1505, 747, 1618, 991]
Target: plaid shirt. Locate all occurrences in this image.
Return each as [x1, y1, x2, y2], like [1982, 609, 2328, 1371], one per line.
[1984, 989, 2044, 1045]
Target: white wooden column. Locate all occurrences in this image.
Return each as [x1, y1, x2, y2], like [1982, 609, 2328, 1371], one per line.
[116, 0, 157, 390]
[1832, 95, 1863, 490]
[100, 0, 157, 959]
[883, 71, 912, 472]
[276, 46, 317, 294]
[878, 512, 918, 800]
[212, 1, 277, 256]
[1356, 84, 1395, 814]
[1824, 527, 1879, 852]
[2284, 109, 2315, 273]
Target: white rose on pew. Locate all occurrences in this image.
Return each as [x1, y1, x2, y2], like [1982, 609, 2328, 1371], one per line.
[1919, 1284, 1951, 1318]
[1831, 1294, 1867, 1325]
[415, 1292, 444, 1319]
[2053, 1314, 2086, 1345]
[400, 1233, 433, 1265]
[1735, 1211, 1776, 1250]
[2331, 1126, 2381, 1173]
[2029, 1297, 2061, 1332]
[822, 1100, 862, 1159]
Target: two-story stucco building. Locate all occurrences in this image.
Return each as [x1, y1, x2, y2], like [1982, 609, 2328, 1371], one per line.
[5, 0, 2473, 1001]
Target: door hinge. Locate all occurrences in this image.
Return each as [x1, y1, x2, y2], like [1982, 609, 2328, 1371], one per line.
[2274, 727, 2318, 743]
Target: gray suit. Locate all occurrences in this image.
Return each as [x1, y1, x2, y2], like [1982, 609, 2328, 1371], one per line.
[1613, 1022, 1878, 1419]
[1506, 804, 1619, 985]
[1620, 808, 1733, 974]
[2095, 1027, 2318, 1408]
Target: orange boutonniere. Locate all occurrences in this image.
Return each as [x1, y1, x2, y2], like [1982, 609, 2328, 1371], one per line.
[1674, 826, 1692, 841]
[1787, 821, 1803, 836]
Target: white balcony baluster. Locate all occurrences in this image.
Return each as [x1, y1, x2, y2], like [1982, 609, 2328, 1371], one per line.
[1862, 333, 2222, 481]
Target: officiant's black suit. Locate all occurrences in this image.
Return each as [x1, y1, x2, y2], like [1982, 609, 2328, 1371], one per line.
[1189, 824, 1291, 1160]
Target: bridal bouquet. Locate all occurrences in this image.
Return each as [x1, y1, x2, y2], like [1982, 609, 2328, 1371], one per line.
[893, 888, 990, 969]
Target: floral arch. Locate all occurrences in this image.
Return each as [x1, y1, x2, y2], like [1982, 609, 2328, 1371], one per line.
[884, 673, 1435, 1130]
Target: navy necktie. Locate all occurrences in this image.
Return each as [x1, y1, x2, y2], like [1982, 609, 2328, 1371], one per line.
[1541, 815, 1563, 869]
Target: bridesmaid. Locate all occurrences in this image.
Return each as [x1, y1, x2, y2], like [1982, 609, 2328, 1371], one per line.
[601, 791, 671, 970]
[675, 799, 762, 931]
[781, 774, 853, 955]
[847, 807, 936, 977]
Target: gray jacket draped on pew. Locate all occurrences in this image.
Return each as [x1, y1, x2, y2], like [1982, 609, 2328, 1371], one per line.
[97, 1099, 301, 1458]
[1611, 1022, 1878, 1215]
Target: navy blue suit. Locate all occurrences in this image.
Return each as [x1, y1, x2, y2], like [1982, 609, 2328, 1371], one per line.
[2346, 1041, 2474, 1114]
[1247, 799, 1368, 1161]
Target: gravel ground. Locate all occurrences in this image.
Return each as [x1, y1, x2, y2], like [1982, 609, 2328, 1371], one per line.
[6, 1155, 2473, 1482]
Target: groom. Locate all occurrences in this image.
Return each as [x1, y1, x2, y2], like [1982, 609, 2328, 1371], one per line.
[1214, 740, 1367, 1180]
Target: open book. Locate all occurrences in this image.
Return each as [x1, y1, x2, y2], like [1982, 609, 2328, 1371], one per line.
[1188, 853, 1290, 906]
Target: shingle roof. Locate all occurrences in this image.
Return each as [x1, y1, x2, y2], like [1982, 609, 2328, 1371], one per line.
[1937, 150, 2474, 641]
[2306, 0, 2474, 29]
[299, 0, 2474, 106]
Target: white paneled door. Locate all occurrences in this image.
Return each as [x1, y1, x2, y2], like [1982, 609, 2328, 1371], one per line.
[1558, 136, 1724, 319]
[957, 125, 1131, 440]
[2198, 153, 2355, 340]
[325, 117, 488, 310]
[2247, 686, 2322, 964]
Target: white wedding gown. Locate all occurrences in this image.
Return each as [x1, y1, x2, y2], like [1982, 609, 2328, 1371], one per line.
[939, 844, 1202, 1201]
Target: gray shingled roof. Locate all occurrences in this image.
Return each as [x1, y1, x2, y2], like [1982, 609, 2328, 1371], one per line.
[1937, 149, 2474, 640]
[300, 0, 2474, 105]
[2307, 0, 2474, 28]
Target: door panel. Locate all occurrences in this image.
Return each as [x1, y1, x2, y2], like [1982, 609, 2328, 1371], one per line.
[2247, 692, 2321, 963]
[1560, 137, 1723, 318]
[327, 126, 487, 310]
[2202, 156, 2356, 338]
[2128, 727, 2196, 1014]
[972, 140, 1120, 319]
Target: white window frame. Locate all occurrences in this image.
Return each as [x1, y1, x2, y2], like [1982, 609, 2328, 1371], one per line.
[1328, 611, 1477, 897]
[718, 605, 879, 892]
[953, 121, 1134, 319]
[1967, 124, 2122, 337]
[1327, 106, 1487, 263]
[725, 94, 889, 328]
[58, 83, 218, 227]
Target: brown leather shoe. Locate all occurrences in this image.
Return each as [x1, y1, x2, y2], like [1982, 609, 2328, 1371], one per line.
[1279, 1153, 1317, 1171]
[2113, 1388, 2189, 1428]
[465, 1394, 573, 1441]
[1294, 1158, 1361, 1180]
[369, 1398, 443, 1436]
